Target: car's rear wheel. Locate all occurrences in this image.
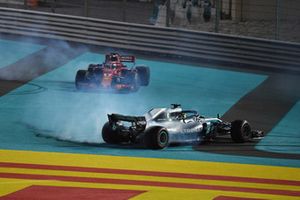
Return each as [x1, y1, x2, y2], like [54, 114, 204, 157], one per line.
[144, 126, 169, 149]
[230, 120, 251, 143]
[102, 122, 120, 144]
[93, 67, 103, 86]
[75, 70, 87, 90]
[117, 70, 140, 92]
[136, 66, 150, 86]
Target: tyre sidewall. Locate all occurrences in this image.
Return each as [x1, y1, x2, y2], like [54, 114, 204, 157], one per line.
[136, 66, 150, 86]
[102, 122, 120, 144]
[144, 126, 169, 149]
[75, 70, 87, 89]
[230, 120, 251, 143]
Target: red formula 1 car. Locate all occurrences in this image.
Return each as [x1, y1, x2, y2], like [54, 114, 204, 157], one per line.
[75, 53, 150, 91]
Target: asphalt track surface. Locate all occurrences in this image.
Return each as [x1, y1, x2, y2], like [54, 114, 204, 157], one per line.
[0, 33, 300, 199]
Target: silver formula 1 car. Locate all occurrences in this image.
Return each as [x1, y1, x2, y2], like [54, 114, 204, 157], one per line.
[102, 104, 264, 149]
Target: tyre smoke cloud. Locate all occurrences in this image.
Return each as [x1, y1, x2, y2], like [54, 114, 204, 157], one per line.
[0, 34, 88, 81]
[21, 87, 152, 144]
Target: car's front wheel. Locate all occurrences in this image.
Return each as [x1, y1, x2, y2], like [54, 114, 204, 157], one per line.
[75, 70, 87, 90]
[230, 120, 251, 143]
[144, 126, 169, 149]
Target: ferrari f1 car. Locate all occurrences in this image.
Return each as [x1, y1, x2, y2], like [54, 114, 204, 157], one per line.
[102, 104, 264, 149]
[75, 53, 150, 91]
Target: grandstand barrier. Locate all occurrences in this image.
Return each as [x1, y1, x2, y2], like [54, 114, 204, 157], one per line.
[0, 7, 299, 73]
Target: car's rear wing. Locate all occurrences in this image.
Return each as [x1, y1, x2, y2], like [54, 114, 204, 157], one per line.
[120, 55, 135, 63]
[108, 113, 146, 131]
[108, 113, 145, 123]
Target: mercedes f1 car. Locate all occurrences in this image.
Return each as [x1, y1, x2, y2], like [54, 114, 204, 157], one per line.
[102, 104, 264, 149]
[75, 53, 150, 91]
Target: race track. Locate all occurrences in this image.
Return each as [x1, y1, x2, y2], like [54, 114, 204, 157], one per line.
[0, 34, 300, 199]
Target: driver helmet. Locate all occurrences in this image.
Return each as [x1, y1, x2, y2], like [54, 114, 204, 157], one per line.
[110, 54, 118, 62]
[112, 63, 118, 69]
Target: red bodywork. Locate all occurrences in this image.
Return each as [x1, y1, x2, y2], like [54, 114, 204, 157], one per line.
[100, 54, 136, 89]
[76, 53, 142, 91]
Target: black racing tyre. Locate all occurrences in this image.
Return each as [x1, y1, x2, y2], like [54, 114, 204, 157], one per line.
[94, 67, 103, 76]
[75, 70, 87, 90]
[136, 66, 150, 86]
[144, 126, 169, 149]
[121, 69, 134, 84]
[102, 122, 120, 144]
[93, 68, 104, 85]
[119, 69, 140, 92]
[230, 120, 251, 143]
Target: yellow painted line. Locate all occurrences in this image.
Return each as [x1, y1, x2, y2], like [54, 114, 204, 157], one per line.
[0, 149, 300, 181]
[0, 167, 299, 192]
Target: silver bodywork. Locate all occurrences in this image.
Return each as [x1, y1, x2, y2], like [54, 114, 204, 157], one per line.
[144, 107, 222, 143]
[103, 104, 264, 149]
